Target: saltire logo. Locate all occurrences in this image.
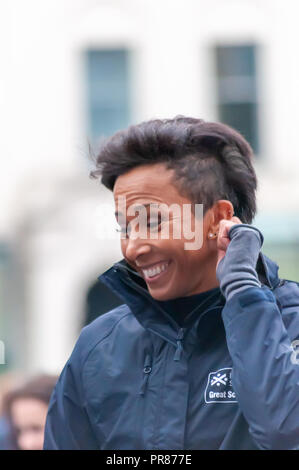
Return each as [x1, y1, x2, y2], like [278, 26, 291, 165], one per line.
[205, 367, 237, 403]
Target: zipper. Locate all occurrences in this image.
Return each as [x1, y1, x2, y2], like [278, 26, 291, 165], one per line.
[173, 328, 185, 361]
[139, 353, 152, 396]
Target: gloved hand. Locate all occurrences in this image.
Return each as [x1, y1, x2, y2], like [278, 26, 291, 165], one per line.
[216, 224, 264, 302]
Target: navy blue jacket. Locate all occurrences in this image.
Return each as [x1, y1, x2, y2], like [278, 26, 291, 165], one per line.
[43, 252, 299, 450]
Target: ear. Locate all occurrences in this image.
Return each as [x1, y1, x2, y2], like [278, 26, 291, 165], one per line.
[209, 200, 235, 234]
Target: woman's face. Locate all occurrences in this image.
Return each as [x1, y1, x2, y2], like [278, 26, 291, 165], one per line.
[113, 163, 231, 301]
[10, 398, 48, 450]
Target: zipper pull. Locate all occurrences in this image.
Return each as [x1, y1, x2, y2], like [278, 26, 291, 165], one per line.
[174, 328, 185, 361]
[139, 354, 152, 396]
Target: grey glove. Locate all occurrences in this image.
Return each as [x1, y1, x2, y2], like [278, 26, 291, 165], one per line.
[216, 224, 264, 302]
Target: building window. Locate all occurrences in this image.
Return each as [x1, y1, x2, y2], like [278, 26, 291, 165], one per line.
[215, 45, 259, 154]
[85, 49, 131, 142]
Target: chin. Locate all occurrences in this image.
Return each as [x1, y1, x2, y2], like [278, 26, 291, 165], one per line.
[148, 287, 178, 301]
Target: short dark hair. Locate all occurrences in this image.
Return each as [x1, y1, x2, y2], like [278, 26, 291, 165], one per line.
[90, 116, 258, 223]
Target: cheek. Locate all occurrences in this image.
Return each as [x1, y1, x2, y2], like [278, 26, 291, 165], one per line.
[120, 239, 130, 257]
[154, 240, 186, 268]
[182, 243, 209, 268]
[155, 238, 180, 254]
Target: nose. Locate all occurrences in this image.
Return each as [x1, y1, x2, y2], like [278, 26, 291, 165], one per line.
[123, 233, 151, 263]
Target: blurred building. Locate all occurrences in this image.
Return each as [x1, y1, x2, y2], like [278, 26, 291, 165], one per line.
[0, 0, 299, 374]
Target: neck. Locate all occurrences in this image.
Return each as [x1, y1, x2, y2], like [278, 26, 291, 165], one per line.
[186, 262, 220, 296]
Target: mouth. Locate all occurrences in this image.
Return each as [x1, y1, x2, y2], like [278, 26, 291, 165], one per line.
[139, 260, 171, 284]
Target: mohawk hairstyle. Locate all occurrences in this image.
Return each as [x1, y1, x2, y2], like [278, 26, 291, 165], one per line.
[90, 116, 258, 224]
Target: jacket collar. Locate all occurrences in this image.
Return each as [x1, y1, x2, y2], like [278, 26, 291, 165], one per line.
[256, 251, 280, 290]
[98, 251, 280, 347]
[100, 259, 187, 345]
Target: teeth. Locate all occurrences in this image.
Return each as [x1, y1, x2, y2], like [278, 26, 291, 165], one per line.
[143, 262, 169, 279]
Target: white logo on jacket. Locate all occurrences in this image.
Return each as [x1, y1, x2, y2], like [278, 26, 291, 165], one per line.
[291, 340, 299, 365]
[205, 367, 238, 403]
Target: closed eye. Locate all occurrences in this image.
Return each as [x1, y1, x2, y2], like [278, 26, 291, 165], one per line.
[116, 213, 168, 237]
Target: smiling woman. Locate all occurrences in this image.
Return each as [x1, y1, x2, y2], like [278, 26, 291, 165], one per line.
[112, 162, 233, 300]
[43, 116, 299, 450]
[90, 116, 256, 300]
